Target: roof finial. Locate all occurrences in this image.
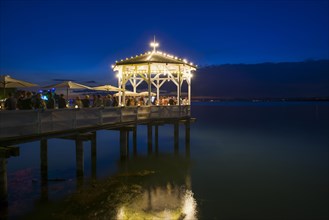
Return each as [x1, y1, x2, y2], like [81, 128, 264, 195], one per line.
[150, 35, 159, 52]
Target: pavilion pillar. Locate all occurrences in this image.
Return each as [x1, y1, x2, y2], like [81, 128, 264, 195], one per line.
[156, 78, 160, 104]
[133, 72, 137, 93]
[178, 65, 181, 105]
[118, 69, 122, 106]
[122, 70, 126, 106]
[188, 75, 191, 105]
[148, 63, 152, 105]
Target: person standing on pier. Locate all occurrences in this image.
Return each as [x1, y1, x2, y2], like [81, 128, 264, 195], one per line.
[46, 92, 55, 109]
[82, 95, 90, 108]
[21, 91, 33, 110]
[4, 92, 17, 110]
[58, 94, 67, 108]
[34, 93, 46, 109]
[75, 96, 83, 108]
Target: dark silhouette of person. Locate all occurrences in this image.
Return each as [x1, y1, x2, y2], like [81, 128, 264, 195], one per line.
[46, 92, 55, 109]
[58, 94, 67, 108]
[17, 91, 26, 110]
[34, 93, 46, 109]
[4, 92, 17, 110]
[82, 95, 90, 108]
[21, 91, 33, 110]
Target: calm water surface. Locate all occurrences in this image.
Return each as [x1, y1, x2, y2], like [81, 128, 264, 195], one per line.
[2, 102, 329, 219]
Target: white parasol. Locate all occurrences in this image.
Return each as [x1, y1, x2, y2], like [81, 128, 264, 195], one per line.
[0, 75, 38, 97]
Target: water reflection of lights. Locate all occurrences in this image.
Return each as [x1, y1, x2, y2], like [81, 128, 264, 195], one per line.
[182, 190, 197, 219]
[116, 187, 197, 219]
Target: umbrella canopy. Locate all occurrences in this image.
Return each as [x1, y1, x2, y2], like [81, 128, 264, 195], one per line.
[138, 91, 156, 96]
[113, 91, 139, 97]
[0, 75, 38, 97]
[92, 84, 122, 92]
[44, 81, 92, 89]
[44, 81, 92, 100]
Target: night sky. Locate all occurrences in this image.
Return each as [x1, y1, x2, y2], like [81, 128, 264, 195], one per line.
[0, 0, 328, 85]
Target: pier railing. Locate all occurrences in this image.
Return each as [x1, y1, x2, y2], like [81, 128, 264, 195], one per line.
[0, 105, 190, 140]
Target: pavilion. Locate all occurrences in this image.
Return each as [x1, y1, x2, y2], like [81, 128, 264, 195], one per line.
[112, 39, 197, 106]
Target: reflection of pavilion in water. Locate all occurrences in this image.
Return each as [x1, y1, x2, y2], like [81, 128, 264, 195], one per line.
[116, 148, 196, 219]
[0, 118, 196, 219]
[110, 119, 196, 219]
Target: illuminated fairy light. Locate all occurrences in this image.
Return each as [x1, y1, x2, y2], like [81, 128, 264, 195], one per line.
[112, 39, 197, 75]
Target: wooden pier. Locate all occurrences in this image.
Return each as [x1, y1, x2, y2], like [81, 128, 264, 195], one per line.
[0, 105, 193, 211]
[0, 105, 190, 145]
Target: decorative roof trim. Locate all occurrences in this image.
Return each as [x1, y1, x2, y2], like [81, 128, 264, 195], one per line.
[113, 51, 197, 68]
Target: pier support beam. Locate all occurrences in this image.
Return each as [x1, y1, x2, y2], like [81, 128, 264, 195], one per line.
[0, 146, 20, 211]
[174, 121, 179, 154]
[76, 138, 84, 188]
[155, 125, 159, 154]
[147, 124, 153, 154]
[120, 129, 129, 160]
[185, 120, 191, 158]
[40, 139, 48, 201]
[133, 126, 137, 156]
[0, 158, 7, 207]
[91, 132, 97, 180]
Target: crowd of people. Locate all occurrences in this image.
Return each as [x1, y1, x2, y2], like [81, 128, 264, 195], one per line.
[1, 90, 189, 110]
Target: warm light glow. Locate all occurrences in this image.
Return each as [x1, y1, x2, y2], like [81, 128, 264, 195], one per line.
[114, 187, 197, 219]
[150, 42, 159, 47]
[116, 73, 122, 78]
[150, 42, 159, 52]
[181, 190, 197, 219]
[117, 207, 126, 219]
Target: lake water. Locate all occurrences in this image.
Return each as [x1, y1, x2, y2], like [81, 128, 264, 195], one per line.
[1, 102, 329, 219]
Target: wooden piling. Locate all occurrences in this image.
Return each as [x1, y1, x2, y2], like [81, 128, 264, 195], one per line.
[133, 126, 137, 156]
[91, 132, 97, 179]
[120, 129, 129, 160]
[147, 124, 152, 154]
[174, 121, 179, 154]
[155, 125, 159, 154]
[75, 137, 84, 188]
[0, 158, 7, 206]
[40, 139, 48, 201]
[185, 120, 191, 158]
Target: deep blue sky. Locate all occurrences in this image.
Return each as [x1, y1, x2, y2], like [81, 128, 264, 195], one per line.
[0, 0, 328, 84]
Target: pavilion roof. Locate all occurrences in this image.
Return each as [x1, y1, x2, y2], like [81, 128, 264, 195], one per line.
[114, 51, 197, 68]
